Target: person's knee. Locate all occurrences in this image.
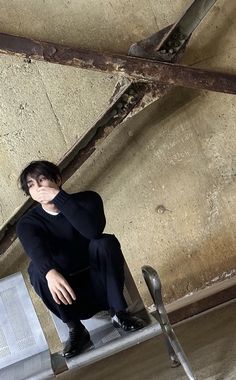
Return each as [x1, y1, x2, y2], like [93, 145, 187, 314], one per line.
[101, 234, 121, 251]
[89, 234, 123, 263]
[91, 234, 120, 251]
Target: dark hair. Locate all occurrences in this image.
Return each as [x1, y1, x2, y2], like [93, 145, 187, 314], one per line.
[18, 160, 62, 195]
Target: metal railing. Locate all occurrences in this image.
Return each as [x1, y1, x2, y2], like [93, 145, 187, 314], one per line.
[142, 265, 197, 380]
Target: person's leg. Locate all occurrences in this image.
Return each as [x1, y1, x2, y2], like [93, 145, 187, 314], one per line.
[62, 319, 91, 359]
[89, 234, 127, 313]
[89, 234, 145, 332]
[28, 267, 92, 358]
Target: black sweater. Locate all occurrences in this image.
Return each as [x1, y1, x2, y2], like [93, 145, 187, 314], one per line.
[16, 190, 106, 277]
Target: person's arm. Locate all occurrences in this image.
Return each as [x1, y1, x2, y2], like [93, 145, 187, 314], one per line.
[16, 221, 60, 277]
[52, 190, 106, 239]
[45, 269, 76, 305]
[35, 187, 106, 238]
[17, 221, 76, 305]
[16, 220, 58, 277]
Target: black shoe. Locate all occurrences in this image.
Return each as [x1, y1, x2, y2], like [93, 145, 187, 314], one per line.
[112, 311, 146, 332]
[62, 328, 91, 359]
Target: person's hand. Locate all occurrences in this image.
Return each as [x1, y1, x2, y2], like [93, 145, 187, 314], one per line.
[46, 269, 76, 305]
[36, 187, 60, 204]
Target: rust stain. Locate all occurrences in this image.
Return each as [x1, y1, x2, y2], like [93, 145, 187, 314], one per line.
[1, 33, 235, 94]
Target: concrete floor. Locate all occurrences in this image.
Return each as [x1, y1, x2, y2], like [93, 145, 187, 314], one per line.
[57, 301, 236, 380]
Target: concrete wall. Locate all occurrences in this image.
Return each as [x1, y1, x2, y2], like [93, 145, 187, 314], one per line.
[0, 0, 235, 315]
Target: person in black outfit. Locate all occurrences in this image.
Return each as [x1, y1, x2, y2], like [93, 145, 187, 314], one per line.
[17, 160, 145, 358]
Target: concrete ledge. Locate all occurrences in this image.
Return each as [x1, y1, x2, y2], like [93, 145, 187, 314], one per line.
[166, 275, 236, 324]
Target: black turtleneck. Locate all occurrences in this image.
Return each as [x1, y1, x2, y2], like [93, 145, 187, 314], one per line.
[16, 190, 106, 277]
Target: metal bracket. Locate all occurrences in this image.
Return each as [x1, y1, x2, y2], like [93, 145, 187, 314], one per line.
[129, 0, 217, 62]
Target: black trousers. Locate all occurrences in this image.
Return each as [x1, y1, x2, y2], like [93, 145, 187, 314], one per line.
[29, 234, 127, 323]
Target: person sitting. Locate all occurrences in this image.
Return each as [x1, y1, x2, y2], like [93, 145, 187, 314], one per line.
[17, 160, 145, 359]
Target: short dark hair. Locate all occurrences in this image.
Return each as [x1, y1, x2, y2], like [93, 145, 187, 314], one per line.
[18, 160, 62, 195]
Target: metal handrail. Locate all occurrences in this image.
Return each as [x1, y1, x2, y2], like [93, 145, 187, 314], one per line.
[142, 265, 197, 380]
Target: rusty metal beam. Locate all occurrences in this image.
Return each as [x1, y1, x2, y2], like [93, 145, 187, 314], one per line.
[126, 0, 218, 118]
[0, 0, 231, 255]
[0, 29, 172, 255]
[0, 30, 179, 255]
[1, 1, 235, 318]
[0, 33, 236, 95]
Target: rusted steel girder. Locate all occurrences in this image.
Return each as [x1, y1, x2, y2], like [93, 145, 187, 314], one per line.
[0, 25, 179, 255]
[0, 0, 230, 254]
[0, 33, 236, 95]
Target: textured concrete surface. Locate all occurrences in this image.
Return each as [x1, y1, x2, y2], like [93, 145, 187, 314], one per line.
[65, 86, 236, 303]
[0, 0, 235, 327]
[57, 301, 236, 380]
[0, 54, 120, 226]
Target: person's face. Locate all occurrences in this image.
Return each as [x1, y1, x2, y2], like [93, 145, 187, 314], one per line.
[26, 174, 61, 201]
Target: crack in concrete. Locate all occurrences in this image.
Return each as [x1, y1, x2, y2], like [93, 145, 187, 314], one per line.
[35, 62, 69, 148]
